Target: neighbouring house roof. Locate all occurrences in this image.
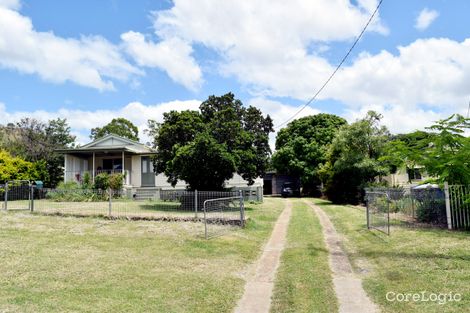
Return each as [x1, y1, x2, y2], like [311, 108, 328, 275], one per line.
[55, 134, 157, 155]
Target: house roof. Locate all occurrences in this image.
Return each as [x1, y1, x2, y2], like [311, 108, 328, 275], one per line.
[55, 134, 156, 155]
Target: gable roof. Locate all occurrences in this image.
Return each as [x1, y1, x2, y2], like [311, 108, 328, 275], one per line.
[56, 134, 156, 154]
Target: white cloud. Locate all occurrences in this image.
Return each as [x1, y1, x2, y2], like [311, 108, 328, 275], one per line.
[151, 0, 386, 97]
[121, 31, 202, 91]
[0, 0, 20, 9]
[415, 8, 439, 31]
[0, 5, 141, 91]
[0, 100, 201, 145]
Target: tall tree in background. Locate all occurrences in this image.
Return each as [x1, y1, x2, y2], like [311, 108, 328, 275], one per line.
[320, 111, 390, 204]
[272, 114, 347, 195]
[90, 118, 139, 141]
[148, 93, 273, 190]
[0, 118, 75, 187]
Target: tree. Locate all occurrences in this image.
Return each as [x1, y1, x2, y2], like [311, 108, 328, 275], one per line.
[384, 114, 470, 185]
[320, 111, 390, 204]
[90, 118, 139, 141]
[272, 114, 347, 195]
[0, 150, 45, 183]
[149, 92, 274, 190]
[0, 118, 76, 187]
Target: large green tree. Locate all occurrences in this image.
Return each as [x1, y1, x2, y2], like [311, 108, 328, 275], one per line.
[0, 118, 75, 186]
[320, 111, 390, 204]
[272, 114, 347, 195]
[90, 118, 139, 141]
[149, 93, 273, 190]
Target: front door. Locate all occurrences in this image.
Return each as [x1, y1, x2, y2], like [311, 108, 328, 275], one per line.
[141, 156, 155, 186]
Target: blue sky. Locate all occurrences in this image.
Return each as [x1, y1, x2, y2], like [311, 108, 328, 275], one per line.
[0, 0, 469, 145]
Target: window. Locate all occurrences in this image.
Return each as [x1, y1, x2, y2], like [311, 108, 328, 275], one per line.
[103, 158, 122, 171]
[407, 168, 422, 180]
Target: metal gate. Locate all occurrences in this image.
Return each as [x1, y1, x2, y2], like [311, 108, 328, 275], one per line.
[366, 191, 390, 235]
[3, 180, 32, 211]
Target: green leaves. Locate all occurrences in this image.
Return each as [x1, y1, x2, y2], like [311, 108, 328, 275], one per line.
[272, 114, 347, 193]
[90, 117, 139, 141]
[151, 93, 273, 190]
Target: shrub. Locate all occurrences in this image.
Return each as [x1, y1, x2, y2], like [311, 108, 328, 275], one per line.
[108, 173, 124, 191]
[82, 172, 92, 189]
[93, 173, 109, 190]
[413, 189, 447, 224]
[56, 181, 80, 190]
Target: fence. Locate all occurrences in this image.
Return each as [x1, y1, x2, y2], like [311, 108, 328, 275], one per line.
[365, 191, 390, 235]
[445, 183, 470, 230]
[365, 184, 470, 232]
[2, 185, 246, 238]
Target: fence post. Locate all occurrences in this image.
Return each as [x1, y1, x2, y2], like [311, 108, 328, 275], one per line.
[195, 189, 198, 219]
[444, 182, 452, 230]
[30, 185, 34, 212]
[108, 188, 112, 216]
[4, 182, 8, 211]
[239, 190, 245, 227]
[203, 199, 208, 239]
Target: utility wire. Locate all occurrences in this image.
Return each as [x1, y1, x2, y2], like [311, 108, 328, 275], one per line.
[274, 0, 385, 129]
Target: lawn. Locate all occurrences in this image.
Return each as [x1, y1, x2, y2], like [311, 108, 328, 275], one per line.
[311, 198, 470, 313]
[271, 199, 338, 313]
[0, 198, 284, 313]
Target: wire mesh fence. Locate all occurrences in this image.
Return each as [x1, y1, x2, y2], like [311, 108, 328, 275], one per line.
[2, 186, 246, 238]
[365, 191, 390, 235]
[365, 186, 447, 232]
[2, 181, 33, 211]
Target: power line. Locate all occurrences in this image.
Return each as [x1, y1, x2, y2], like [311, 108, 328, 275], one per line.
[274, 0, 385, 129]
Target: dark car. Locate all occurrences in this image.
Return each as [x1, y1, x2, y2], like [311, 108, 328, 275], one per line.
[281, 182, 300, 197]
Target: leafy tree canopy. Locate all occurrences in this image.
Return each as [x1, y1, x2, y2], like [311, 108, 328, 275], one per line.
[0, 118, 75, 187]
[272, 114, 347, 194]
[0, 150, 46, 184]
[320, 111, 390, 204]
[90, 118, 139, 141]
[383, 114, 470, 185]
[148, 93, 273, 190]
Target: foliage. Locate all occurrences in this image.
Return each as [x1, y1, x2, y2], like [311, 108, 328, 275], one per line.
[56, 181, 80, 190]
[108, 173, 125, 190]
[320, 111, 391, 204]
[46, 188, 103, 202]
[0, 150, 45, 183]
[272, 114, 347, 195]
[91, 172, 124, 191]
[90, 117, 139, 141]
[82, 172, 92, 189]
[171, 133, 236, 190]
[0, 118, 75, 187]
[383, 114, 470, 185]
[149, 93, 273, 190]
[93, 173, 110, 190]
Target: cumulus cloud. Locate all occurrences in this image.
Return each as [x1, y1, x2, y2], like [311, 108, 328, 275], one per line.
[0, 100, 201, 145]
[415, 8, 439, 31]
[0, 5, 141, 91]
[151, 0, 386, 97]
[121, 31, 202, 91]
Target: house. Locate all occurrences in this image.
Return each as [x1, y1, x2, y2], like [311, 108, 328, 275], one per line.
[383, 166, 430, 187]
[56, 134, 263, 197]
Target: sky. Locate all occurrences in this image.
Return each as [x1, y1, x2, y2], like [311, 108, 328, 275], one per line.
[0, 0, 469, 147]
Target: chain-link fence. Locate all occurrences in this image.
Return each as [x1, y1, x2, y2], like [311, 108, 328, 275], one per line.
[365, 191, 390, 235]
[365, 187, 447, 231]
[3, 186, 246, 238]
[1, 181, 33, 211]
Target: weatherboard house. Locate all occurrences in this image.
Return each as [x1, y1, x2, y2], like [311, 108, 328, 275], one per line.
[57, 134, 263, 197]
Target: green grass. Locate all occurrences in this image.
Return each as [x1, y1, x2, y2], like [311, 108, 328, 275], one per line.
[311, 198, 470, 313]
[0, 198, 284, 313]
[271, 199, 338, 313]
